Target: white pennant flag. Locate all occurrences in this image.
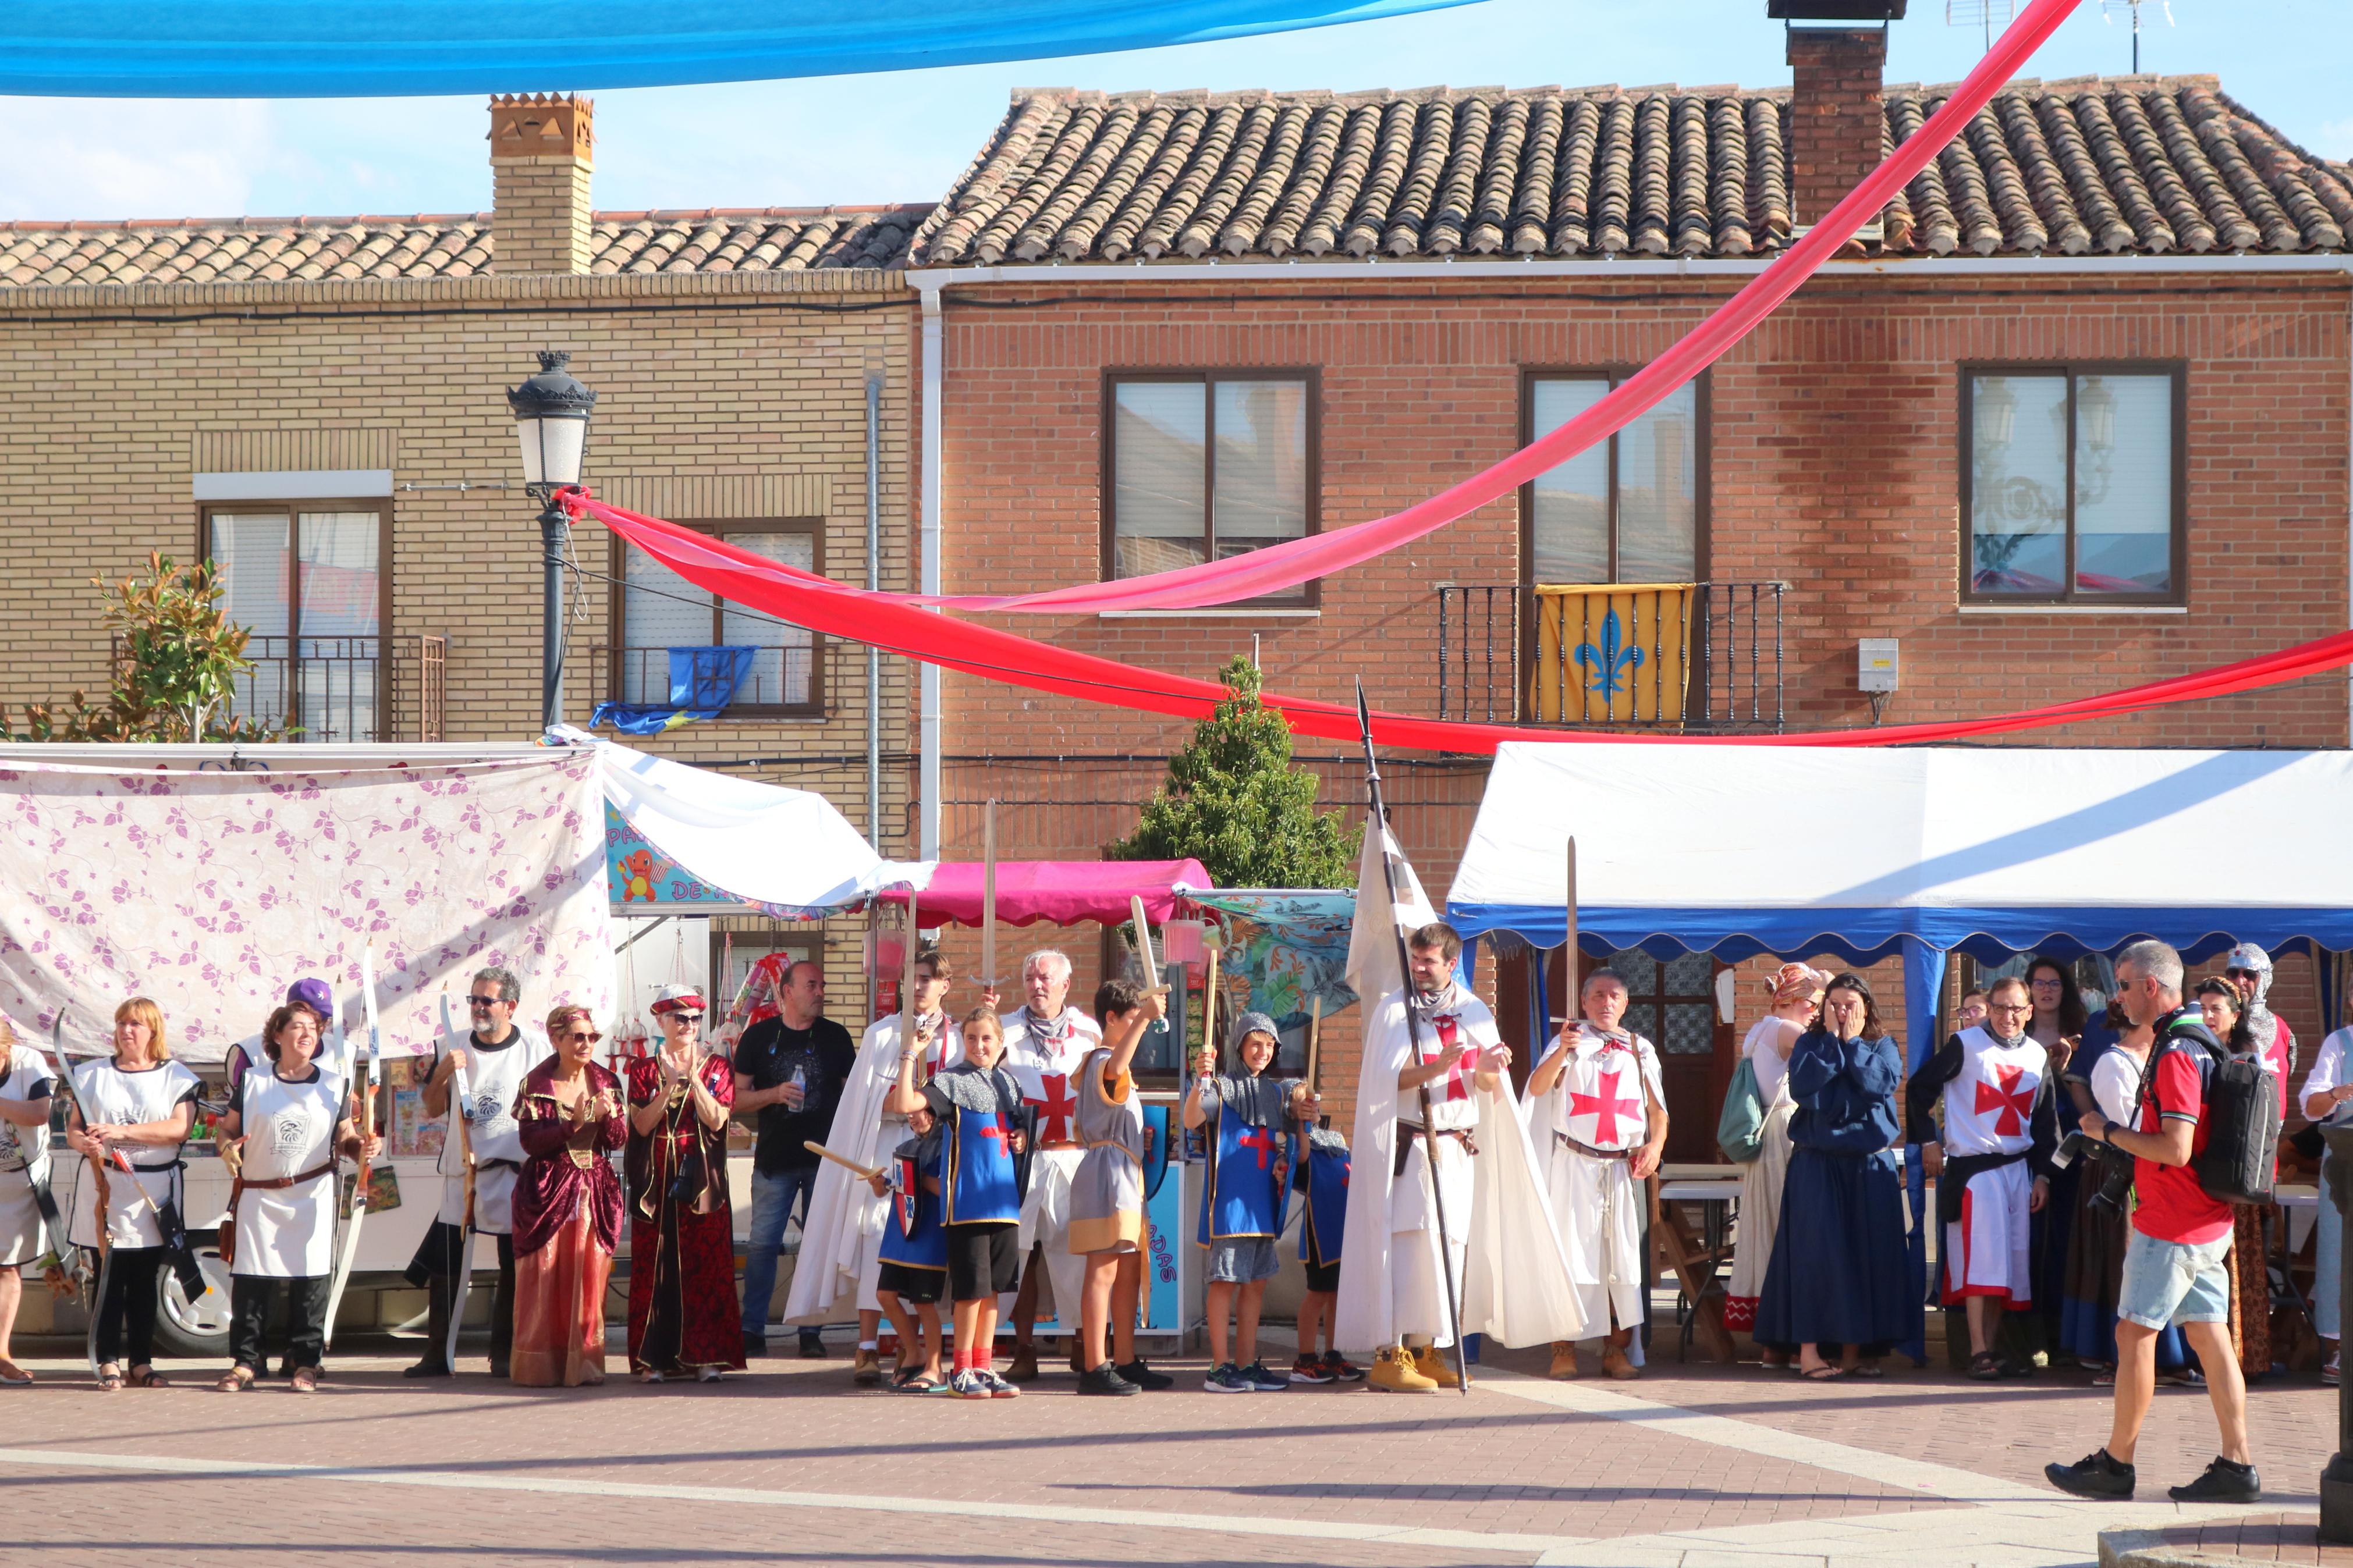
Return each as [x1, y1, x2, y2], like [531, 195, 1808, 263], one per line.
[1344, 817, 1438, 1006]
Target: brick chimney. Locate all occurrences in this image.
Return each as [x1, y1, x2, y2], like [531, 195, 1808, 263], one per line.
[488, 93, 594, 275]
[1785, 26, 1886, 237]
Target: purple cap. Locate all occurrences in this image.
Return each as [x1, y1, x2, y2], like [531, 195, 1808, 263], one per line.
[285, 977, 335, 1022]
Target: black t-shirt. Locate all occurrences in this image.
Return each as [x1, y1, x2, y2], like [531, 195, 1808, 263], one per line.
[734, 1014, 856, 1175]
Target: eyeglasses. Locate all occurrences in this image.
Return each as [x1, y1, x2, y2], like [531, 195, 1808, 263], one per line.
[1990, 1001, 2033, 1014]
[566, 1030, 602, 1044]
[467, 997, 502, 1009]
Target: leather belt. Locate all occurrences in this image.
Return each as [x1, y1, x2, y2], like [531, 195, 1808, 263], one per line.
[233, 1157, 338, 1195]
[1394, 1121, 1478, 1175]
[1555, 1130, 1635, 1161]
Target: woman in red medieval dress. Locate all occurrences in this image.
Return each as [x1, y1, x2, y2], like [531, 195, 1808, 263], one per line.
[625, 984, 744, 1382]
[510, 1004, 626, 1388]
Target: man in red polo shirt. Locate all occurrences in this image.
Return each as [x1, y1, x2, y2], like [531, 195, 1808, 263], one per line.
[2046, 940, 2259, 1505]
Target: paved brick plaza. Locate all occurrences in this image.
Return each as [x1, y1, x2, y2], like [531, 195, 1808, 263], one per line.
[0, 1334, 2339, 1567]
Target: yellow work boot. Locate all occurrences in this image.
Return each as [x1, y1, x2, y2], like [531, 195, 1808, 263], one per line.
[1602, 1342, 1639, 1381]
[1414, 1345, 1464, 1389]
[1367, 1345, 1439, 1393]
[1548, 1341, 1580, 1380]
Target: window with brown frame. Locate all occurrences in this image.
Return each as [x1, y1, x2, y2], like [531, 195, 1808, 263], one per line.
[201, 500, 392, 741]
[1520, 371, 1708, 584]
[1103, 370, 1318, 605]
[606, 518, 824, 717]
[1961, 363, 2186, 605]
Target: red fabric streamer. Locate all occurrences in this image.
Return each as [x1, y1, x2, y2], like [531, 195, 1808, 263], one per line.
[702, 0, 2084, 617]
[579, 493, 2353, 754]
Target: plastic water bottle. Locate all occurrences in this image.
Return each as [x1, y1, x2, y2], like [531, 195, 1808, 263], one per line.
[789, 1062, 806, 1108]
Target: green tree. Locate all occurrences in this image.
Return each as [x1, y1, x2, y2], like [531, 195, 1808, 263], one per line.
[9, 552, 278, 742]
[1108, 655, 1360, 888]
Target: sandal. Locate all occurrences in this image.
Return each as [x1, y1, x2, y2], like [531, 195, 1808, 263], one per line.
[290, 1367, 320, 1394]
[97, 1363, 124, 1392]
[0, 1359, 32, 1386]
[216, 1367, 256, 1393]
[126, 1364, 168, 1388]
[1968, 1352, 2003, 1381]
[1800, 1363, 1843, 1380]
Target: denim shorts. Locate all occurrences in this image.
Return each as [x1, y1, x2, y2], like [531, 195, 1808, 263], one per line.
[2117, 1227, 2232, 1331]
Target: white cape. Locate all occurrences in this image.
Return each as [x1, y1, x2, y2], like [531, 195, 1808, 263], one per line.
[783, 1014, 960, 1325]
[1333, 986, 1586, 1351]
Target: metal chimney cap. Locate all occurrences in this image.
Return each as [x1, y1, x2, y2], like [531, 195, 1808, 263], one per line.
[1766, 1, 1907, 19]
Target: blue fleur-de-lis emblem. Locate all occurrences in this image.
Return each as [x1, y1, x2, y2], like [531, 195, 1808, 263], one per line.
[1573, 609, 1645, 700]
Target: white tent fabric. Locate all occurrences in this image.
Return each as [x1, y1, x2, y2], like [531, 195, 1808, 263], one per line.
[0, 741, 611, 1064]
[553, 727, 931, 913]
[1447, 744, 2353, 962]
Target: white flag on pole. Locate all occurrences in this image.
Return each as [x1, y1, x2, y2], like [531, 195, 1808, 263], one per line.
[1345, 818, 1438, 1004]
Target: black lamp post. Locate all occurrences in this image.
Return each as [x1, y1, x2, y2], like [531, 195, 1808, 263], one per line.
[506, 350, 597, 730]
[2324, 1124, 2353, 1541]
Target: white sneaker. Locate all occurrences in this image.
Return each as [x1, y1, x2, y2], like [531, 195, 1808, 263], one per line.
[697, 1366, 723, 1383]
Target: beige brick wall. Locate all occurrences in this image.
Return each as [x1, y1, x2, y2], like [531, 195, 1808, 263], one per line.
[0, 267, 924, 1023]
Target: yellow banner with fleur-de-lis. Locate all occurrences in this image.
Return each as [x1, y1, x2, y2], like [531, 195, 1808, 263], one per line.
[1529, 584, 1695, 726]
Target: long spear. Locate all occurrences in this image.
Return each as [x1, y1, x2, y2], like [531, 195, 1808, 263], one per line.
[1354, 678, 1470, 1397]
[323, 947, 381, 1353]
[42, 1012, 108, 1377]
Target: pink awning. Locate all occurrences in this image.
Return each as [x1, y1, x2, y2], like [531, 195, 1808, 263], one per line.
[878, 859, 1209, 928]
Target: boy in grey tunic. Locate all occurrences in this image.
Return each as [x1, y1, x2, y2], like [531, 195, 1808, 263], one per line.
[1185, 1011, 1318, 1393]
[1067, 979, 1170, 1398]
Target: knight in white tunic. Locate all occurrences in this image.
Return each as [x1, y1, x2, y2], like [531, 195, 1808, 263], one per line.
[1525, 966, 1670, 1380]
[1334, 923, 1584, 1393]
[999, 948, 1103, 1379]
[406, 965, 549, 1379]
[217, 1001, 373, 1392]
[1906, 975, 2057, 1375]
[0, 1017, 57, 1385]
[783, 945, 963, 1380]
[67, 998, 201, 1388]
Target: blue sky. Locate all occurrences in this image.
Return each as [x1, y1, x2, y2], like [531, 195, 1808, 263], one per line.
[0, 0, 2344, 223]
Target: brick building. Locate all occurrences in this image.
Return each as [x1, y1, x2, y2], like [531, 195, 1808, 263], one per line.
[902, 37, 2353, 1136]
[0, 93, 931, 1010]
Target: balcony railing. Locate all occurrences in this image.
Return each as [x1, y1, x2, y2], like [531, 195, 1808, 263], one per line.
[120, 633, 446, 743]
[589, 643, 818, 717]
[1435, 582, 1786, 733]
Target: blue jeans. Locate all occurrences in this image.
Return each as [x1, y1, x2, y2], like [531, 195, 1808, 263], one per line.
[2317, 1150, 2344, 1340]
[743, 1165, 823, 1344]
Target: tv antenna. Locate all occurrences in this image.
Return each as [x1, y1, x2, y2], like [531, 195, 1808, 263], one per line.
[2102, 0, 2175, 74]
[1945, 1, 2018, 54]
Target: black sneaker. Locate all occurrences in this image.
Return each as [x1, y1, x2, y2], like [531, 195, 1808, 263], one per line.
[2169, 1457, 2262, 1503]
[401, 1357, 452, 1380]
[1243, 1360, 1289, 1391]
[1204, 1362, 1253, 1393]
[2045, 1449, 2136, 1500]
[1076, 1364, 1140, 1397]
[1115, 1358, 1174, 1391]
[1321, 1352, 1365, 1382]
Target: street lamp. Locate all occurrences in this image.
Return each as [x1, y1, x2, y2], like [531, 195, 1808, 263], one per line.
[506, 350, 597, 730]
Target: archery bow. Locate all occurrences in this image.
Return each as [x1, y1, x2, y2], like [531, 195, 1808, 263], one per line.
[322, 947, 381, 1353]
[439, 988, 478, 1371]
[14, 1018, 76, 1307]
[42, 1012, 111, 1378]
[1355, 678, 1471, 1397]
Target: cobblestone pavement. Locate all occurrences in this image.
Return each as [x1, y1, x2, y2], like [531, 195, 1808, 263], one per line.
[0, 1334, 2334, 1567]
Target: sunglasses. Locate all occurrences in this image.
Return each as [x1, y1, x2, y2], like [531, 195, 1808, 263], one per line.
[467, 997, 502, 1009]
[565, 1030, 602, 1044]
[2224, 968, 2258, 980]
[668, 1012, 704, 1025]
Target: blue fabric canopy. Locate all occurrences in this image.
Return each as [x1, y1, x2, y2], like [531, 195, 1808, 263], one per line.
[2, 0, 1480, 98]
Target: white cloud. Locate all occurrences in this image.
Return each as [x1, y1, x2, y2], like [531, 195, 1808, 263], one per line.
[0, 98, 270, 219]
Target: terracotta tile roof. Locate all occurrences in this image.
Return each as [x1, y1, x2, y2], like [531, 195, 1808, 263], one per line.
[0, 204, 929, 287]
[908, 76, 2353, 265]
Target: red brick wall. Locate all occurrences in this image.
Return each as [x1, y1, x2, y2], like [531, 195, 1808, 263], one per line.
[1787, 28, 1887, 231]
[934, 272, 2351, 884]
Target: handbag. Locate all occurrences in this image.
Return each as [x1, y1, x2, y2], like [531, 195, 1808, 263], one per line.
[1716, 1055, 1766, 1163]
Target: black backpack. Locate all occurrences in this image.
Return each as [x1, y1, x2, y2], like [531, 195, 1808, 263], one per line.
[2159, 1015, 2280, 1206]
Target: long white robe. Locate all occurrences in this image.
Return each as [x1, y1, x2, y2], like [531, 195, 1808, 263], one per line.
[1333, 985, 1584, 1352]
[1525, 1024, 1666, 1334]
[783, 1013, 960, 1326]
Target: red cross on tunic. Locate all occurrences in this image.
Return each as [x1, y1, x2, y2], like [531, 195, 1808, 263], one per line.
[1973, 1062, 2035, 1138]
[1432, 1014, 1477, 1101]
[974, 1115, 1009, 1156]
[1237, 1126, 1279, 1169]
[1026, 1072, 1077, 1144]
[1570, 1068, 1643, 1147]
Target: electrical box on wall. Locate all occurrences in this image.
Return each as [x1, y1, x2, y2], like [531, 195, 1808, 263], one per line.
[1858, 639, 1900, 694]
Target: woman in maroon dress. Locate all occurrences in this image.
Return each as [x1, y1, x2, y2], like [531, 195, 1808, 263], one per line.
[625, 984, 743, 1382]
[511, 1004, 626, 1388]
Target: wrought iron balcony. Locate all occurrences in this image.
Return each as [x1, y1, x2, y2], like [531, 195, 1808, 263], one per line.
[1435, 582, 1786, 733]
[130, 633, 447, 743]
[588, 643, 820, 719]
